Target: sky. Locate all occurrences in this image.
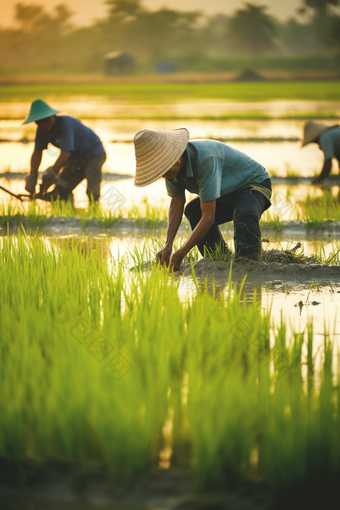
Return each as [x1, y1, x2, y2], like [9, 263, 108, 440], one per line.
[1, 0, 305, 28]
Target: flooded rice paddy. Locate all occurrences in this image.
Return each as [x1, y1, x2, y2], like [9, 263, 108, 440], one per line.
[1, 98, 340, 509]
[1, 109, 339, 338]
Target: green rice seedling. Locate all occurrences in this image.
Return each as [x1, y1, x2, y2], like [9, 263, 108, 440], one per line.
[171, 238, 201, 263]
[268, 169, 278, 178]
[203, 241, 231, 262]
[25, 201, 48, 228]
[126, 205, 143, 227]
[127, 236, 200, 270]
[261, 212, 284, 232]
[127, 237, 158, 270]
[50, 198, 77, 217]
[285, 164, 301, 180]
[1, 232, 340, 496]
[0, 203, 18, 227]
[312, 242, 340, 265]
[80, 217, 89, 230]
[297, 190, 340, 225]
[285, 186, 293, 201]
[143, 198, 168, 225]
[97, 210, 120, 228]
[125, 199, 168, 228]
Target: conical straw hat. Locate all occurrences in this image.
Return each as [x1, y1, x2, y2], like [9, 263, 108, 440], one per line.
[134, 128, 189, 187]
[301, 121, 331, 147]
[22, 99, 61, 125]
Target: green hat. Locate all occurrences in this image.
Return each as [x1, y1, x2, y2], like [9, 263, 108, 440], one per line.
[22, 99, 61, 125]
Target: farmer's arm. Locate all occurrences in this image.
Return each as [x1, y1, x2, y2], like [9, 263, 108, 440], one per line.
[39, 151, 71, 194]
[312, 158, 332, 184]
[169, 200, 216, 271]
[156, 193, 186, 266]
[30, 150, 42, 176]
[50, 117, 75, 174]
[49, 151, 71, 174]
[25, 151, 42, 193]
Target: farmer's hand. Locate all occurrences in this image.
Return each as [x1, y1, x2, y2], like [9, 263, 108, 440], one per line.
[40, 167, 57, 193]
[156, 245, 172, 266]
[25, 174, 37, 194]
[169, 250, 184, 272]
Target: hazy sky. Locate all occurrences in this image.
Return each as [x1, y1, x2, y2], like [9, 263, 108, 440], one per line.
[1, 0, 305, 28]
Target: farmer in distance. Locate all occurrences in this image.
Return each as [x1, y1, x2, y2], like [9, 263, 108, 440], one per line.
[133, 128, 272, 271]
[302, 121, 340, 184]
[24, 99, 106, 202]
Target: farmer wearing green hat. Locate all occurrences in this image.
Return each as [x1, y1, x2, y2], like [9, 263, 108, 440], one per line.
[24, 99, 106, 202]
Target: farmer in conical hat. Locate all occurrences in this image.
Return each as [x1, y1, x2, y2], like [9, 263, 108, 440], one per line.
[134, 128, 272, 271]
[23, 99, 106, 202]
[302, 121, 340, 184]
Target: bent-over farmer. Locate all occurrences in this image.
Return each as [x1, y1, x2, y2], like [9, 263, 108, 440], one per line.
[133, 128, 272, 271]
[302, 121, 340, 184]
[24, 99, 106, 202]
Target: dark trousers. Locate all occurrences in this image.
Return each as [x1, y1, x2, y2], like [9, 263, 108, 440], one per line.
[54, 153, 106, 203]
[184, 179, 272, 260]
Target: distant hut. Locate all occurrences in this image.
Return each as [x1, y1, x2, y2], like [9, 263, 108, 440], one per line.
[104, 52, 135, 75]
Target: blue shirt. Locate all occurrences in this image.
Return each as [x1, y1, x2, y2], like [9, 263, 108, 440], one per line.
[34, 115, 105, 159]
[319, 126, 340, 161]
[165, 140, 270, 202]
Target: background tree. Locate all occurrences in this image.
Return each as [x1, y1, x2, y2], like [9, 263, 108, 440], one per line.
[328, 15, 340, 52]
[298, 0, 339, 53]
[228, 3, 277, 55]
[277, 17, 314, 55]
[0, 0, 337, 75]
[9, 3, 73, 65]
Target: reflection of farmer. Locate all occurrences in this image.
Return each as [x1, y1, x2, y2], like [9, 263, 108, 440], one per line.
[24, 99, 106, 202]
[133, 129, 272, 271]
[302, 121, 340, 184]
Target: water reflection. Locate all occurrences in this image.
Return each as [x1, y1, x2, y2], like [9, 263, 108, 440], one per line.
[2, 177, 340, 220]
[0, 118, 325, 176]
[1, 232, 339, 363]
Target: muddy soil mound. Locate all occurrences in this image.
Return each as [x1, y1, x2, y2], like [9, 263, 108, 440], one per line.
[261, 246, 315, 264]
[182, 249, 340, 284]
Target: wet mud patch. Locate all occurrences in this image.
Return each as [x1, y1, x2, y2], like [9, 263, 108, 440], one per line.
[181, 248, 340, 285]
[0, 461, 272, 510]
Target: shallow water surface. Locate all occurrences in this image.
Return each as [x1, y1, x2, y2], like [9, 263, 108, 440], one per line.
[25, 235, 339, 354]
[0, 117, 327, 176]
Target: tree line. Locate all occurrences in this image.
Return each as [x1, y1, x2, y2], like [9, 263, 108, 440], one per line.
[0, 0, 340, 74]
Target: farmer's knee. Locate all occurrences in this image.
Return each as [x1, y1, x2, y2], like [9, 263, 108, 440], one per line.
[234, 208, 259, 227]
[184, 199, 200, 219]
[55, 184, 72, 201]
